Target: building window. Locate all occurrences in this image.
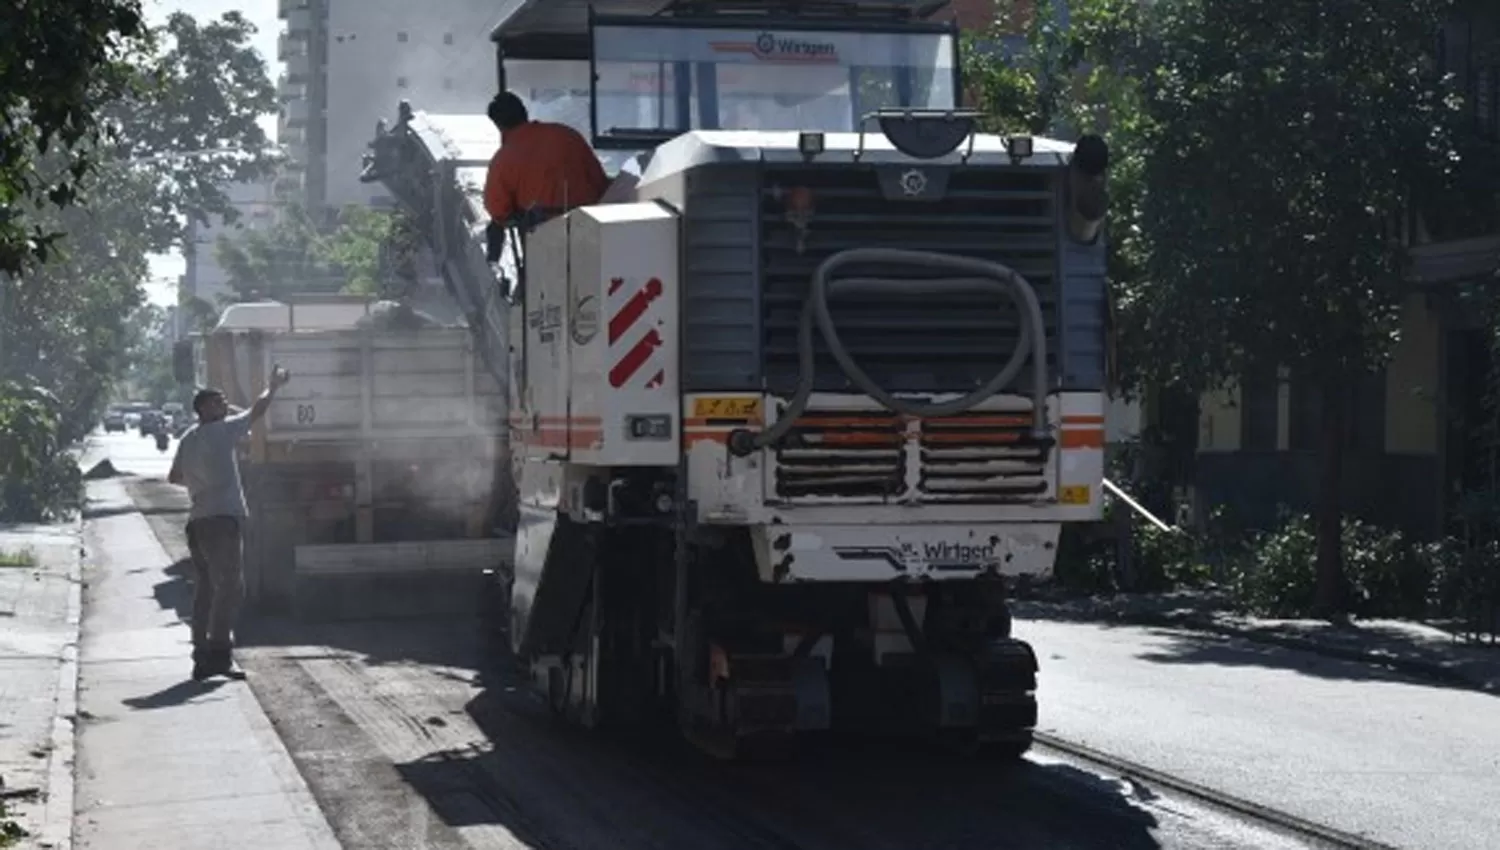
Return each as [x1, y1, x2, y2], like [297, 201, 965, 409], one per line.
[397, 31, 408, 43]
[444, 33, 454, 45]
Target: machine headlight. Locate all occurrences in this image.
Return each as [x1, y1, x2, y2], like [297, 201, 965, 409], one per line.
[626, 414, 672, 441]
[1006, 134, 1034, 161]
[798, 131, 825, 158]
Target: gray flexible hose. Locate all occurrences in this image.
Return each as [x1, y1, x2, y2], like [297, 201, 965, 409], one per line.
[744, 248, 1050, 454]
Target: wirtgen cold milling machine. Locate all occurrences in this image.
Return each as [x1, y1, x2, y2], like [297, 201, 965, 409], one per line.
[369, 0, 1111, 760]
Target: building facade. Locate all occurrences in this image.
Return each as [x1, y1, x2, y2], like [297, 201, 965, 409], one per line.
[278, 0, 506, 216]
[182, 179, 278, 309]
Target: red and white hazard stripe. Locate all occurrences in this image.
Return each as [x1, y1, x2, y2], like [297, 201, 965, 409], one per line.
[607, 275, 667, 389]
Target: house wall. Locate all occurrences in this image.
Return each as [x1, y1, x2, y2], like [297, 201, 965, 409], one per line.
[1189, 296, 1445, 537]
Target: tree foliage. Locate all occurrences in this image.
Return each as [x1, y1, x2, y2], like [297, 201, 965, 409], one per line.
[966, 0, 1498, 616]
[1, 10, 278, 514]
[0, 381, 82, 522]
[0, 0, 146, 275]
[120, 304, 179, 407]
[215, 204, 414, 301]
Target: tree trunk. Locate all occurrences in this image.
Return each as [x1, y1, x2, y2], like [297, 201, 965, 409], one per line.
[1314, 381, 1350, 622]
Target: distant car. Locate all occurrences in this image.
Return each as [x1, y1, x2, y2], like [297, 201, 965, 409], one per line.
[122, 412, 141, 429]
[139, 410, 167, 437]
[103, 412, 126, 433]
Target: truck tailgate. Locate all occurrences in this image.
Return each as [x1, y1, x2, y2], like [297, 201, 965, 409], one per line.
[263, 329, 503, 439]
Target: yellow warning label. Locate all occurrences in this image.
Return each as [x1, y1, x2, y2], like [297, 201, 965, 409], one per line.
[692, 396, 762, 420]
[1059, 485, 1091, 505]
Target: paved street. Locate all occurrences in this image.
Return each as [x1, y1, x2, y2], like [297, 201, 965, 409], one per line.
[57, 430, 1496, 849]
[92, 430, 1310, 850]
[1018, 618, 1500, 850]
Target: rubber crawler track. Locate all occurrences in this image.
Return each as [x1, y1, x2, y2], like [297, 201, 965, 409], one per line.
[1034, 733, 1401, 850]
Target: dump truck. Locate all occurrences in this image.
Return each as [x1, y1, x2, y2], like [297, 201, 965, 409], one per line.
[365, 0, 1112, 759]
[173, 295, 511, 618]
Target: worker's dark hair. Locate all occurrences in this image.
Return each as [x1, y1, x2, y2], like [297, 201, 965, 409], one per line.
[192, 387, 224, 417]
[487, 92, 528, 130]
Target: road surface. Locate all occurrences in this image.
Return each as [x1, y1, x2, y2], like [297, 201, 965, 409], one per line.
[87, 429, 1465, 849]
[1019, 618, 1500, 850]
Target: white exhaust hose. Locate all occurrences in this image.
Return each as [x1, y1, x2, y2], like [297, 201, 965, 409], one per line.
[736, 249, 1050, 456]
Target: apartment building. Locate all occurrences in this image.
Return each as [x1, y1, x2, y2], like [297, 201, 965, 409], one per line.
[277, 0, 504, 215]
[182, 179, 278, 308]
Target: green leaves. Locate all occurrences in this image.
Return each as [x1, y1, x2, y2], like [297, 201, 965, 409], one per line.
[1120, 0, 1465, 386]
[0, 1, 147, 275]
[215, 205, 411, 301]
[1, 9, 279, 456]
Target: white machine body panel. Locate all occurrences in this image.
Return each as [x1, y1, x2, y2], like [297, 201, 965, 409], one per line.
[511, 203, 681, 468]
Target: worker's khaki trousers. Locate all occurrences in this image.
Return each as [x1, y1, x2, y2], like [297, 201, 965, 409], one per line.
[185, 515, 244, 647]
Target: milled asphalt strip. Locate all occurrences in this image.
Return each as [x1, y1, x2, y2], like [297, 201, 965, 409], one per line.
[1033, 733, 1401, 850]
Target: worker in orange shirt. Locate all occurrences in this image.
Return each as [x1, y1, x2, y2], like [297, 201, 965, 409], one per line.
[483, 92, 609, 262]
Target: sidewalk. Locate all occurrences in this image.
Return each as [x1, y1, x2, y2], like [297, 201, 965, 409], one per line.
[0, 515, 82, 849]
[1013, 588, 1500, 692]
[72, 478, 340, 850]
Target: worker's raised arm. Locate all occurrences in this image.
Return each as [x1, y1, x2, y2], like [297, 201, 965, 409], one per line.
[484, 149, 516, 224]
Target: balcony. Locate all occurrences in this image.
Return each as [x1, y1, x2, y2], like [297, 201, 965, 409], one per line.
[281, 99, 310, 128]
[283, 50, 311, 80]
[278, 0, 309, 17]
[284, 7, 312, 34]
[277, 75, 307, 103]
[279, 122, 307, 148]
[278, 32, 308, 61]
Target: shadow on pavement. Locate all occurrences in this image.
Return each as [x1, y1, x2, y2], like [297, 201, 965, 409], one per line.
[118, 476, 1177, 848]
[122, 679, 226, 710]
[390, 676, 1164, 850]
[82, 503, 188, 521]
[152, 558, 196, 624]
[1016, 596, 1499, 695]
[1130, 626, 1500, 695]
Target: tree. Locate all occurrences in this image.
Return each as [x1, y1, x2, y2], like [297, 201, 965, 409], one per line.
[120, 304, 179, 406]
[0, 1, 147, 275]
[1, 10, 277, 446]
[1091, 0, 1470, 617]
[965, 0, 1154, 396]
[216, 203, 411, 301]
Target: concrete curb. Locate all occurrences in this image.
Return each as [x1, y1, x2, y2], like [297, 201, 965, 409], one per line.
[40, 521, 83, 850]
[1111, 609, 1499, 694]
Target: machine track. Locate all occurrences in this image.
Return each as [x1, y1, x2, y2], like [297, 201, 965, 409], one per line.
[1034, 734, 1401, 850]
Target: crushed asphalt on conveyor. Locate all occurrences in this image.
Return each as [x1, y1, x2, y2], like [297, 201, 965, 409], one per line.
[128, 478, 1329, 850]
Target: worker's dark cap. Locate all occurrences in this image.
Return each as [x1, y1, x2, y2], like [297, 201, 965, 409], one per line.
[192, 387, 224, 415]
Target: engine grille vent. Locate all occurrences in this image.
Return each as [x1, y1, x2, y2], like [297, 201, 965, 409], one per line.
[759, 167, 1060, 395]
[769, 408, 1052, 505]
[919, 411, 1050, 503]
[773, 410, 905, 501]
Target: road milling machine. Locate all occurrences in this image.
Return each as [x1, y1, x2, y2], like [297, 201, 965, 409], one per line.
[364, 0, 1112, 759]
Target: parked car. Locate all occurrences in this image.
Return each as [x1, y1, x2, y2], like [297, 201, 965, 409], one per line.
[103, 410, 126, 433]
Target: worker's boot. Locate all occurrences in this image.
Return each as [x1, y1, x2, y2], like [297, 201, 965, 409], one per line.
[202, 640, 247, 681]
[190, 644, 212, 682]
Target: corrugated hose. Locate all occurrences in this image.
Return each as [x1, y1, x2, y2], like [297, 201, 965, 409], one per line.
[739, 248, 1050, 454]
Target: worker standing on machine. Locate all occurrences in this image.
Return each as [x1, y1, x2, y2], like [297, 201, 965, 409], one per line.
[483, 92, 609, 261]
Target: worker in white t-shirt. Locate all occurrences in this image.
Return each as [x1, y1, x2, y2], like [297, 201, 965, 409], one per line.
[167, 366, 290, 681]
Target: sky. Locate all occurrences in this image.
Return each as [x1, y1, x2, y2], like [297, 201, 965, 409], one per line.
[143, 0, 281, 307]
